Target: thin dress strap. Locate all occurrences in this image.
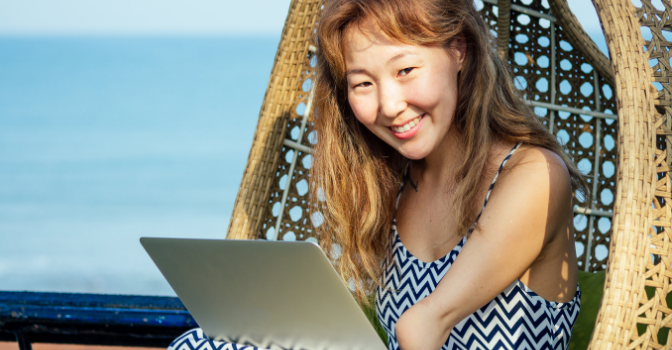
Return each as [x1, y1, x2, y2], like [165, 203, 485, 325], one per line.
[467, 142, 523, 234]
[395, 161, 411, 211]
[395, 142, 522, 223]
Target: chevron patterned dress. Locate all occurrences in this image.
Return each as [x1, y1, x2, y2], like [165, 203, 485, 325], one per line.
[375, 142, 581, 350]
[168, 328, 261, 350]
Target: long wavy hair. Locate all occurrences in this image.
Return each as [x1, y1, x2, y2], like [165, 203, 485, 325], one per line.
[310, 0, 588, 303]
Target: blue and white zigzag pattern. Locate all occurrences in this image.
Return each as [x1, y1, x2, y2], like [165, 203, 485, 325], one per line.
[168, 328, 264, 350]
[375, 229, 581, 350]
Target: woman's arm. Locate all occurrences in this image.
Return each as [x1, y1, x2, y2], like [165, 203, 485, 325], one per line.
[395, 147, 574, 350]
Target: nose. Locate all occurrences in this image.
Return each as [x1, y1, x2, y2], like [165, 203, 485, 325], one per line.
[378, 82, 407, 119]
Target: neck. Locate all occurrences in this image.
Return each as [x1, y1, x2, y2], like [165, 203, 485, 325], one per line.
[412, 127, 465, 188]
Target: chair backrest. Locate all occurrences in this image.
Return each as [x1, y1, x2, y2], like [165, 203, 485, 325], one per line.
[227, 0, 619, 271]
[226, 0, 322, 242]
[587, 0, 672, 348]
[484, 0, 618, 274]
[229, 0, 672, 347]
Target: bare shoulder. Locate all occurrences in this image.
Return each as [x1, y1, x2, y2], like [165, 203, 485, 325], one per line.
[438, 144, 577, 318]
[484, 144, 574, 239]
[506, 144, 568, 172]
[498, 144, 572, 196]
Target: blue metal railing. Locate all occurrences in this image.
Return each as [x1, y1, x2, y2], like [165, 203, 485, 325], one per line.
[0, 291, 197, 350]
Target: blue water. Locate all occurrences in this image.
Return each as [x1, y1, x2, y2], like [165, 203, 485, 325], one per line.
[0, 37, 279, 295]
[0, 31, 610, 296]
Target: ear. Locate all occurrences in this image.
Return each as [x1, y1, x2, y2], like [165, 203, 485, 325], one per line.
[453, 34, 467, 71]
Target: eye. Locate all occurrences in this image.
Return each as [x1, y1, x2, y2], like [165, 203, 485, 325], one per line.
[354, 82, 372, 88]
[399, 67, 414, 76]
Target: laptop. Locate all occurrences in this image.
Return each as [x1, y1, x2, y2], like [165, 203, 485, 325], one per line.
[140, 237, 387, 350]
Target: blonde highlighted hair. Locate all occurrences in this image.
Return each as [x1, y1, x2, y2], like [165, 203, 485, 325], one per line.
[310, 0, 588, 303]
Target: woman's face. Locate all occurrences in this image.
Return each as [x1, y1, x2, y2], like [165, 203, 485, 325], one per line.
[343, 23, 465, 160]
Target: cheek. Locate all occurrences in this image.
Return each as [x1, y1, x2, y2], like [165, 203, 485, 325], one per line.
[348, 94, 377, 126]
[410, 75, 458, 112]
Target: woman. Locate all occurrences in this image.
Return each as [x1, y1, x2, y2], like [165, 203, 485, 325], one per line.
[311, 0, 585, 349]
[167, 0, 586, 349]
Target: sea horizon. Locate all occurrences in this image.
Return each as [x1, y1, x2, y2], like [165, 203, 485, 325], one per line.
[0, 30, 609, 296]
[0, 36, 279, 296]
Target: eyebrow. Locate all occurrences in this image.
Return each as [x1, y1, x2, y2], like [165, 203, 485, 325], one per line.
[346, 50, 417, 77]
[346, 68, 366, 77]
[387, 51, 415, 63]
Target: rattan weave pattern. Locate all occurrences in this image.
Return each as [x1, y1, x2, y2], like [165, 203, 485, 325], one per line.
[589, 0, 658, 348]
[223, 0, 672, 347]
[549, 0, 614, 87]
[227, 0, 321, 240]
[226, 0, 625, 313]
[261, 147, 316, 241]
[628, 0, 672, 348]
[504, 0, 618, 272]
[480, 1, 500, 37]
[591, 74, 619, 273]
[553, 26, 618, 272]
[259, 60, 318, 242]
[497, 0, 512, 58]
[508, 7, 553, 106]
[229, 0, 620, 270]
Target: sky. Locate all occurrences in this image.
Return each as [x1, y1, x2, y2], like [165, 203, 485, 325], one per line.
[0, 0, 604, 38]
[0, 0, 294, 36]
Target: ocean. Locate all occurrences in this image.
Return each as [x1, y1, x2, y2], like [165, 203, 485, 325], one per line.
[0, 31, 611, 296]
[0, 36, 279, 295]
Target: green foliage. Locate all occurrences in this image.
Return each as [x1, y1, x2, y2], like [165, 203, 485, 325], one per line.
[568, 270, 672, 349]
[568, 270, 605, 350]
[359, 293, 388, 345]
[635, 279, 672, 344]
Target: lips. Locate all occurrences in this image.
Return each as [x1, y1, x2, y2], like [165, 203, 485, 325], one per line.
[390, 115, 423, 133]
[389, 114, 425, 140]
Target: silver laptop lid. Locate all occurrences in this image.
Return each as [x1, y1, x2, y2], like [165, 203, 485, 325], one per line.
[140, 238, 387, 350]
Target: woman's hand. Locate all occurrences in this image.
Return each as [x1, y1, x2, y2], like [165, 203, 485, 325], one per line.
[395, 296, 452, 350]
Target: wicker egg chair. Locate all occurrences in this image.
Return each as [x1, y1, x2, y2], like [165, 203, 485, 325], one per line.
[588, 1, 670, 349]
[225, 0, 672, 348]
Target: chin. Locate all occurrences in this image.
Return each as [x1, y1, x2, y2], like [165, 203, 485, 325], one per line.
[398, 146, 431, 160]
[391, 133, 438, 160]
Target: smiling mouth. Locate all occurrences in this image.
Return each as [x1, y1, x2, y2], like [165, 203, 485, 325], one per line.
[390, 114, 424, 133]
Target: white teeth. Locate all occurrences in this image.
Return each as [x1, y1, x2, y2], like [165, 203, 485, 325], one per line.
[391, 115, 424, 133]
